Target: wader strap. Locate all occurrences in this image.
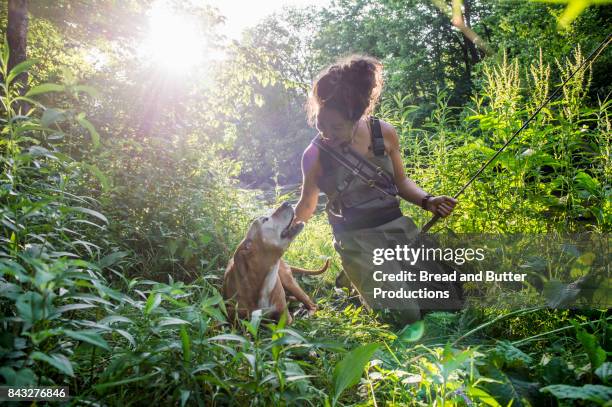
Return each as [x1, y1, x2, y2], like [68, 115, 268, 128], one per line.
[312, 136, 398, 198]
[370, 116, 385, 157]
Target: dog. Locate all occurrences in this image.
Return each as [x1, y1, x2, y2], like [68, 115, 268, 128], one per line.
[222, 201, 330, 324]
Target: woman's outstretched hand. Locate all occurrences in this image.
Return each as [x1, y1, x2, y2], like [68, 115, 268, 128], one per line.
[427, 195, 458, 217]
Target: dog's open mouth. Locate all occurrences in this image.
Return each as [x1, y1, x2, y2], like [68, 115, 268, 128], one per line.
[280, 212, 304, 239]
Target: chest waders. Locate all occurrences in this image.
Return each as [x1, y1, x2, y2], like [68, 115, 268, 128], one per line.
[313, 117, 464, 326]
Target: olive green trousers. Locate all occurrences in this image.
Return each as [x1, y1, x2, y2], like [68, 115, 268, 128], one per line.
[333, 215, 464, 326]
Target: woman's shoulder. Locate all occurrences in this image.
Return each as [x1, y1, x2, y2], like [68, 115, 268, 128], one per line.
[372, 117, 397, 136]
[304, 136, 321, 156]
[302, 138, 322, 173]
[373, 118, 400, 151]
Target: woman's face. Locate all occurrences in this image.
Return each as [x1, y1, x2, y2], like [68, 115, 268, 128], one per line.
[316, 107, 357, 143]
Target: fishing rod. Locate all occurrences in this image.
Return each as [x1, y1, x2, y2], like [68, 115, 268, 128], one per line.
[420, 32, 612, 235]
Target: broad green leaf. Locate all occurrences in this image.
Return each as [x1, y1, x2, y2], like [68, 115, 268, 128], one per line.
[541, 384, 612, 404]
[332, 343, 379, 404]
[99, 315, 133, 326]
[7, 59, 39, 84]
[41, 108, 65, 128]
[0, 259, 29, 282]
[440, 345, 473, 380]
[68, 206, 108, 224]
[540, 356, 574, 384]
[573, 321, 606, 370]
[34, 267, 55, 289]
[466, 385, 502, 407]
[574, 171, 601, 194]
[25, 83, 65, 97]
[30, 352, 74, 377]
[556, 0, 589, 28]
[98, 251, 129, 269]
[115, 329, 136, 348]
[67, 294, 112, 306]
[396, 320, 424, 343]
[180, 389, 191, 407]
[64, 329, 110, 351]
[16, 291, 52, 324]
[482, 366, 541, 406]
[56, 303, 97, 313]
[244, 309, 262, 338]
[27, 328, 63, 345]
[144, 292, 162, 315]
[180, 325, 191, 364]
[75, 113, 100, 149]
[209, 334, 248, 343]
[595, 362, 611, 384]
[492, 341, 533, 368]
[158, 317, 191, 326]
[0, 367, 37, 387]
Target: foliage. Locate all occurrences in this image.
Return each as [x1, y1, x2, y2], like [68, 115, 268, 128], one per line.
[534, 0, 612, 29]
[210, 0, 610, 186]
[0, 1, 610, 406]
[208, 7, 321, 186]
[381, 45, 610, 233]
[331, 343, 379, 405]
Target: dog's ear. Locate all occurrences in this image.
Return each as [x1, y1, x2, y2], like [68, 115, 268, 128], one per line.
[241, 239, 253, 252]
[233, 239, 252, 277]
[232, 238, 252, 255]
[246, 222, 259, 240]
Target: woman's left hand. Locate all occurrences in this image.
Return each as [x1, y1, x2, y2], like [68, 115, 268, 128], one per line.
[427, 195, 458, 217]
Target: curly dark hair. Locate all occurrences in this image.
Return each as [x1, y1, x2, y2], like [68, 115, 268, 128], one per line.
[306, 54, 384, 127]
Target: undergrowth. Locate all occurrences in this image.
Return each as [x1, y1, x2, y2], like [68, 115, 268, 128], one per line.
[0, 42, 610, 406]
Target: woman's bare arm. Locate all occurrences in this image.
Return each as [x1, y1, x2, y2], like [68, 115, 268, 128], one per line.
[294, 143, 321, 224]
[382, 122, 457, 217]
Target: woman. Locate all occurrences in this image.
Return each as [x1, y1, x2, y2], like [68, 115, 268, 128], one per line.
[292, 54, 462, 325]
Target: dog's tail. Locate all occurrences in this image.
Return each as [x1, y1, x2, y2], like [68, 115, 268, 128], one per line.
[291, 258, 331, 276]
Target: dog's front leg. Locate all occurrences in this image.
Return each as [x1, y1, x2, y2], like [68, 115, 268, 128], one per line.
[259, 278, 294, 325]
[278, 261, 317, 315]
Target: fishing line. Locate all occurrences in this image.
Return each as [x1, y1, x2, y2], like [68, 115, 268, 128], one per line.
[420, 33, 612, 234]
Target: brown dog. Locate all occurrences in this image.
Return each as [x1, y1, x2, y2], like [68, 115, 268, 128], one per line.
[223, 202, 329, 324]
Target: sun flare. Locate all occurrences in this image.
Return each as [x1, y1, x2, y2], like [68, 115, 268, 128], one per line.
[141, 2, 207, 74]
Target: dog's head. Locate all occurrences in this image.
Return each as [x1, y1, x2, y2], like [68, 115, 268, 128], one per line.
[244, 201, 304, 253]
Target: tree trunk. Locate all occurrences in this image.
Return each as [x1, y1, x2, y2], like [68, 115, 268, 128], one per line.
[6, 0, 28, 86]
[7, 0, 29, 113]
[462, 0, 481, 65]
